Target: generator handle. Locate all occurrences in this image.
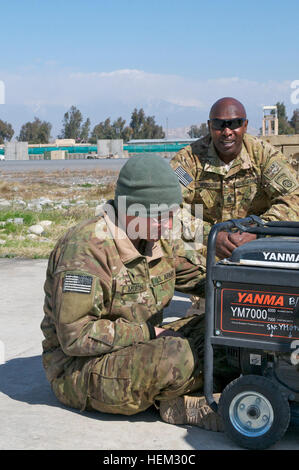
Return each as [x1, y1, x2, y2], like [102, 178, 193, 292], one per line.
[204, 216, 259, 412]
[223, 216, 299, 236]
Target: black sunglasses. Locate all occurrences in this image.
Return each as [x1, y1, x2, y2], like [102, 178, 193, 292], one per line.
[210, 118, 247, 131]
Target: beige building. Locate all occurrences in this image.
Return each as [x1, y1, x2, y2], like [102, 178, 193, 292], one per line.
[260, 134, 299, 161]
[262, 106, 279, 136]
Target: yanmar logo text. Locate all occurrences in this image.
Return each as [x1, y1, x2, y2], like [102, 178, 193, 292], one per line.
[263, 252, 299, 262]
[237, 292, 284, 306]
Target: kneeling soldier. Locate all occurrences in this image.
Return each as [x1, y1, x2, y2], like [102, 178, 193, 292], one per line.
[41, 155, 226, 431]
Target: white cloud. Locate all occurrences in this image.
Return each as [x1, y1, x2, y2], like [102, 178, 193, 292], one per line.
[0, 80, 5, 104]
[0, 67, 297, 134]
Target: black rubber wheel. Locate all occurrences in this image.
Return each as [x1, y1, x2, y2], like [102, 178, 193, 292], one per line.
[218, 374, 290, 450]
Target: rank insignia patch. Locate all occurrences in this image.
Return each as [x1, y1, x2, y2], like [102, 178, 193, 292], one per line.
[264, 161, 281, 180]
[174, 166, 193, 187]
[63, 274, 93, 294]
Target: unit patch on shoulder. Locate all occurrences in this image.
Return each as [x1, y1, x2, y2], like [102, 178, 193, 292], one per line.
[274, 173, 298, 192]
[264, 161, 282, 180]
[63, 273, 93, 294]
[174, 166, 193, 187]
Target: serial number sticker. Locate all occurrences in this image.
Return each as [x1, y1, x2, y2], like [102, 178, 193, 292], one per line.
[219, 288, 299, 341]
[250, 354, 262, 366]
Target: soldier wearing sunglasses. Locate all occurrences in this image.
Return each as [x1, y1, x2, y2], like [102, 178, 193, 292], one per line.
[171, 97, 299, 261]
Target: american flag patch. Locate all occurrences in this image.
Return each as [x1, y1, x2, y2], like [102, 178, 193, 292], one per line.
[63, 274, 93, 294]
[174, 166, 193, 187]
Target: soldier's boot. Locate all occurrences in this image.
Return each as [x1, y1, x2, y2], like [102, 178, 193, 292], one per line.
[159, 393, 223, 432]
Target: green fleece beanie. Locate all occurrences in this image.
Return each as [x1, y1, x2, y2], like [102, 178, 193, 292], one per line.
[114, 155, 182, 217]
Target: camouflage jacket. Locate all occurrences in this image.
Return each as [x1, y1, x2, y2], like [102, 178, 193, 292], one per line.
[170, 133, 299, 248]
[41, 204, 205, 383]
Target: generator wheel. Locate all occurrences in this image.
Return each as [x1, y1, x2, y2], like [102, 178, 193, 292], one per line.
[218, 375, 290, 450]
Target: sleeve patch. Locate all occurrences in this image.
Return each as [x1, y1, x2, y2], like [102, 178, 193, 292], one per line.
[264, 161, 282, 180]
[63, 274, 93, 294]
[274, 173, 298, 192]
[174, 166, 193, 187]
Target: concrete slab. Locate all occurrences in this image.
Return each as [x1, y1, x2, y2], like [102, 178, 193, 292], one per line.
[0, 259, 298, 451]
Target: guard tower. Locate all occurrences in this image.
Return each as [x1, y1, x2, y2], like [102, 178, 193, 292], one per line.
[262, 105, 278, 136]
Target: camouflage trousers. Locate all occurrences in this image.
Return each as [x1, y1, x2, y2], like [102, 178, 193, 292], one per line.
[51, 315, 236, 416]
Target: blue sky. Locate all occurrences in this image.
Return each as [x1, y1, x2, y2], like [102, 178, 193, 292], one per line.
[1, 0, 299, 137]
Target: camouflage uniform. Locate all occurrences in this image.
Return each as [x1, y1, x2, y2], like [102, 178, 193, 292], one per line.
[171, 133, 299, 256]
[170, 133, 299, 315]
[41, 204, 211, 415]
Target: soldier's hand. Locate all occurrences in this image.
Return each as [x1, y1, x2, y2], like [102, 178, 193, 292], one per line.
[228, 231, 257, 248]
[216, 231, 239, 259]
[154, 327, 184, 338]
[216, 231, 257, 259]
